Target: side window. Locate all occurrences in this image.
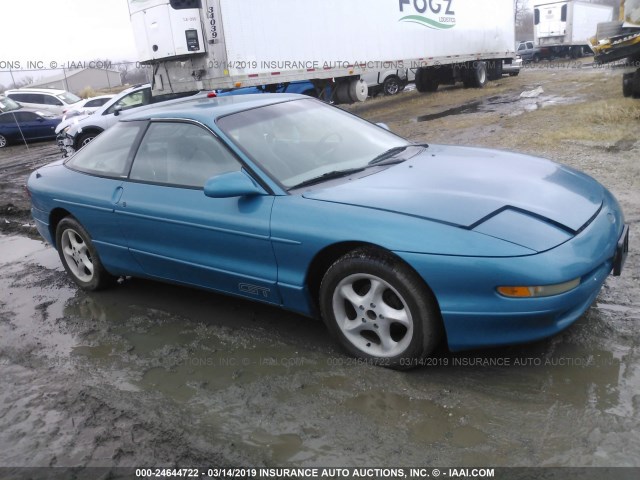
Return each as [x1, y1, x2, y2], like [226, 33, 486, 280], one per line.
[65, 122, 145, 177]
[15, 112, 39, 122]
[561, 4, 567, 22]
[534, 8, 540, 25]
[518, 44, 525, 51]
[44, 95, 63, 106]
[8, 93, 28, 103]
[24, 94, 45, 104]
[129, 122, 241, 188]
[527, 42, 534, 49]
[85, 98, 108, 108]
[106, 89, 151, 115]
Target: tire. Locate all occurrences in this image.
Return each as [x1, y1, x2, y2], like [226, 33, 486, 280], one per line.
[623, 73, 634, 98]
[382, 76, 402, 96]
[463, 61, 488, 89]
[509, 71, 520, 77]
[0, 134, 7, 148]
[533, 54, 541, 63]
[76, 132, 98, 150]
[55, 217, 116, 291]
[487, 60, 503, 81]
[319, 248, 442, 370]
[415, 68, 439, 93]
[633, 70, 640, 99]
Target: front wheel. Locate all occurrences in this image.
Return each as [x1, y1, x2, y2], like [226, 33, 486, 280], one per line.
[0, 134, 7, 148]
[319, 248, 442, 369]
[56, 217, 115, 291]
[383, 76, 402, 96]
[76, 132, 97, 150]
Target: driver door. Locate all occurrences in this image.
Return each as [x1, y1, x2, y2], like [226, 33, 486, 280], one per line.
[115, 120, 280, 303]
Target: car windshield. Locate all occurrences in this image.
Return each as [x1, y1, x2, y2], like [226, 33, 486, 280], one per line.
[0, 96, 22, 113]
[57, 91, 82, 105]
[217, 99, 409, 188]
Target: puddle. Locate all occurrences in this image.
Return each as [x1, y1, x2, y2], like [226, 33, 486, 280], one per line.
[417, 91, 584, 122]
[0, 233, 639, 467]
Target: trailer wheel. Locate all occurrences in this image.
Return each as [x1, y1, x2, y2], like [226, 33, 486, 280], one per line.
[623, 73, 634, 98]
[487, 60, 503, 81]
[415, 68, 439, 93]
[633, 70, 640, 99]
[348, 79, 368, 103]
[464, 61, 487, 89]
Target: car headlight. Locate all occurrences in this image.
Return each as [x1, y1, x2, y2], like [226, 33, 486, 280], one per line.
[497, 278, 581, 298]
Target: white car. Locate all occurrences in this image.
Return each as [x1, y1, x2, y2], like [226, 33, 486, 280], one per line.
[62, 95, 115, 120]
[5, 88, 82, 115]
[57, 84, 200, 155]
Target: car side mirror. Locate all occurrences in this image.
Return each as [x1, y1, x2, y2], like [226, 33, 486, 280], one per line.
[204, 171, 267, 198]
[113, 105, 123, 117]
[376, 122, 391, 131]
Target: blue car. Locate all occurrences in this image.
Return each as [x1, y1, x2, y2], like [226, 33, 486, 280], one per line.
[27, 94, 629, 369]
[0, 105, 62, 148]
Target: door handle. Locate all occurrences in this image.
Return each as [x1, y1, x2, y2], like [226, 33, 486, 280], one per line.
[111, 186, 124, 205]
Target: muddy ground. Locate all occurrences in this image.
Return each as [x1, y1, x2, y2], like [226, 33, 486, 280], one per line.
[1, 60, 639, 475]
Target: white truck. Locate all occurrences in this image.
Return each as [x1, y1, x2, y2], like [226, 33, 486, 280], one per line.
[127, 0, 516, 103]
[533, 0, 614, 58]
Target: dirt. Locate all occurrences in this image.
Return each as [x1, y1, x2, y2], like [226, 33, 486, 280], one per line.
[1, 59, 639, 476]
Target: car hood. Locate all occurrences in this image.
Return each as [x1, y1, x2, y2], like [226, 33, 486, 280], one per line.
[302, 145, 603, 234]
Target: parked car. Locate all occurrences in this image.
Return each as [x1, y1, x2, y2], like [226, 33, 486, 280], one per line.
[517, 41, 542, 63]
[5, 88, 82, 115]
[62, 95, 115, 120]
[362, 69, 408, 97]
[503, 56, 523, 76]
[0, 95, 23, 113]
[0, 109, 61, 148]
[57, 84, 198, 155]
[28, 94, 629, 369]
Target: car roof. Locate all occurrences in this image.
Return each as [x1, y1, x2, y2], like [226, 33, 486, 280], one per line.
[6, 88, 68, 95]
[123, 93, 305, 125]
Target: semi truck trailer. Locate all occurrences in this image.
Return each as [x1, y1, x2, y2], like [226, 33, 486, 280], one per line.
[533, 0, 613, 58]
[127, 0, 516, 103]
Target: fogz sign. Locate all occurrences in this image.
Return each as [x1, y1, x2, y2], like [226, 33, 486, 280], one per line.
[398, 0, 456, 30]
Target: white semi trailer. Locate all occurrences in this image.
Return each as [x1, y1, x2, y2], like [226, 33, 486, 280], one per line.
[533, 0, 614, 58]
[127, 0, 516, 102]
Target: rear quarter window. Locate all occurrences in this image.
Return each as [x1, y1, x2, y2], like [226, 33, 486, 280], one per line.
[65, 122, 145, 178]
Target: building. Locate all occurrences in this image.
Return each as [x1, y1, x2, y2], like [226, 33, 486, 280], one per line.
[28, 68, 123, 94]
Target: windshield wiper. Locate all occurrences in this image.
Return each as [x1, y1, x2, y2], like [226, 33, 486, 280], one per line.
[289, 167, 366, 190]
[368, 143, 429, 166]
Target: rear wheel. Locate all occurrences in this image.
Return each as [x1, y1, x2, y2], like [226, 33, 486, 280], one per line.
[623, 73, 634, 98]
[56, 217, 115, 291]
[0, 134, 7, 148]
[463, 61, 488, 89]
[319, 248, 442, 369]
[415, 68, 439, 93]
[633, 70, 640, 99]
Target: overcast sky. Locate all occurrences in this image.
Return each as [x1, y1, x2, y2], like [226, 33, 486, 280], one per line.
[0, 0, 138, 86]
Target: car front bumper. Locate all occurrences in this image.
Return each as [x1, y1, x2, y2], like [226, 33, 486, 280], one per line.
[56, 133, 75, 157]
[396, 190, 628, 352]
